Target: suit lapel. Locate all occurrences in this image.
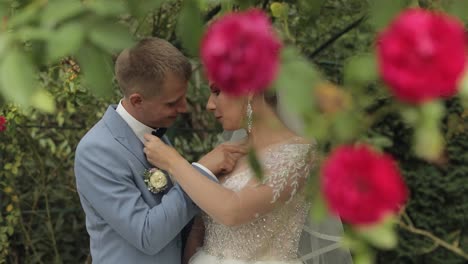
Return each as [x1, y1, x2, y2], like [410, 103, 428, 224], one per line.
[103, 106, 153, 169]
[102, 106, 174, 189]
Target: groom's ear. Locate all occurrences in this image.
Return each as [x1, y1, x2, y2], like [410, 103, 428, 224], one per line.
[129, 93, 143, 107]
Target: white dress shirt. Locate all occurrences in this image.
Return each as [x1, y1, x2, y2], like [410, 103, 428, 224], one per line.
[115, 101, 217, 180]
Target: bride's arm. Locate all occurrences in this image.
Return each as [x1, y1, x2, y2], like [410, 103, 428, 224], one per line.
[164, 153, 246, 226]
[144, 134, 313, 227]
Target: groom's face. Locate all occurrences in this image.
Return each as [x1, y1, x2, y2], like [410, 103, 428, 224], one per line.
[138, 72, 188, 128]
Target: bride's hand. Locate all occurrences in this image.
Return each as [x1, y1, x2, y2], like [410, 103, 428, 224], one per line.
[143, 134, 183, 171]
[197, 141, 248, 176]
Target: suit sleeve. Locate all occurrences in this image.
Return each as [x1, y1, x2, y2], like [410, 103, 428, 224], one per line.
[74, 141, 209, 255]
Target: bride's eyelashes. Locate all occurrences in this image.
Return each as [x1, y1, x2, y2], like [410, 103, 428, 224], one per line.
[209, 84, 221, 96]
[210, 89, 220, 96]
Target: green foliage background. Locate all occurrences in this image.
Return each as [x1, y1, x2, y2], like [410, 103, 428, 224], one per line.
[0, 0, 467, 263]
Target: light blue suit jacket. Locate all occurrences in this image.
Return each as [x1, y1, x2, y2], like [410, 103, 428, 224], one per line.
[74, 106, 208, 263]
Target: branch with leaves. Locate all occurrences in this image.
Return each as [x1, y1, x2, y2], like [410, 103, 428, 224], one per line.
[400, 211, 468, 260]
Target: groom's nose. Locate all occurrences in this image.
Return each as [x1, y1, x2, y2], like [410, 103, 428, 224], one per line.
[176, 98, 188, 113]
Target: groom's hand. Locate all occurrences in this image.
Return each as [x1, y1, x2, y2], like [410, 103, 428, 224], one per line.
[197, 142, 248, 176]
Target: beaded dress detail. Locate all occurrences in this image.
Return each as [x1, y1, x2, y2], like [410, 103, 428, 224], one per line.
[191, 138, 315, 264]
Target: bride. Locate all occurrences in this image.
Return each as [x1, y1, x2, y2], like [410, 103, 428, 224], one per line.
[143, 84, 352, 264]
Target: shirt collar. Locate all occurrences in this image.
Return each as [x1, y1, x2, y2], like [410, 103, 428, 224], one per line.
[116, 100, 153, 144]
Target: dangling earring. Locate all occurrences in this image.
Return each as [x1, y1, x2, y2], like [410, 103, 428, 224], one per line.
[246, 100, 253, 133]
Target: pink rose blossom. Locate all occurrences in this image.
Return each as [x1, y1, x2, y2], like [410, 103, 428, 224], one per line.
[0, 116, 6, 132]
[322, 144, 408, 225]
[377, 9, 467, 104]
[201, 9, 282, 96]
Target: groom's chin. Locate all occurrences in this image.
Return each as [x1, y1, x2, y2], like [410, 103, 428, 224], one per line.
[162, 116, 178, 127]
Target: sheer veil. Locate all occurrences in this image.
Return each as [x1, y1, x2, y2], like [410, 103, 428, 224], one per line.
[276, 89, 353, 263]
[298, 214, 353, 263]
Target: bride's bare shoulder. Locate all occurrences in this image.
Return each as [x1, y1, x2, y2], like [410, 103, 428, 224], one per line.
[286, 135, 316, 147]
[263, 136, 316, 160]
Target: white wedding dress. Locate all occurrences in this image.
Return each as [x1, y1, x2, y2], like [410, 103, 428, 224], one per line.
[190, 138, 352, 264]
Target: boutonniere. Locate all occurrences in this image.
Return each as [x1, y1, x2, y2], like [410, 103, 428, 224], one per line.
[143, 168, 168, 193]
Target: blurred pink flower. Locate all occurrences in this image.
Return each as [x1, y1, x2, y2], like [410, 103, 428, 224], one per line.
[0, 116, 6, 132]
[377, 8, 466, 104]
[322, 144, 408, 225]
[201, 9, 282, 96]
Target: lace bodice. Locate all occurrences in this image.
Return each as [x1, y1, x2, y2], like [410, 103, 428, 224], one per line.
[201, 139, 314, 262]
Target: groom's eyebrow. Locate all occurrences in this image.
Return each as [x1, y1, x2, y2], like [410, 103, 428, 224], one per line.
[167, 95, 184, 104]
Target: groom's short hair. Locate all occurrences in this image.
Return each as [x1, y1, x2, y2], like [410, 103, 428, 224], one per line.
[115, 37, 192, 97]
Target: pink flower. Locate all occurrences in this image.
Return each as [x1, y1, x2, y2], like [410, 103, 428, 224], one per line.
[0, 116, 6, 132]
[201, 9, 282, 96]
[377, 9, 467, 104]
[322, 144, 408, 225]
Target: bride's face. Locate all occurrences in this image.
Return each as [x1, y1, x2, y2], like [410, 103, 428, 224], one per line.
[206, 84, 247, 131]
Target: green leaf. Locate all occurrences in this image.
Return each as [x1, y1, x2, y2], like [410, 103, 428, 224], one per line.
[0, 2, 8, 18]
[88, 22, 134, 53]
[420, 100, 444, 121]
[76, 44, 114, 97]
[0, 33, 11, 59]
[356, 216, 398, 249]
[16, 26, 53, 41]
[8, 2, 42, 28]
[353, 250, 374, 264]
[458, 69, 468, 108]
[442, 0, 468, 22]
[405, 101, 445, 161]
[127, 0, 164, 19]
[270, 2, 289, 19]
[177, 0, 204, 57]
[0, 49, 37, 106]
[298, 0, 325, 21]
[414, 122, 444, 161]
[332, 111, 359, 143]
[344, 53, 378, 87]
[41, 0, 85, 28]
[47, 22, 85, 62]
[247, 148, 263, 181]
[310, 191, 328, 222]
[57, 112, 65, 127]
[367, 135, 393, 149]
[6, 226, 13, 236]
[400, 106, 418, 125]
[220, 0, 235, 16]
[236, 0, 255, 10]
[304, 114, 329, 141]
[86, 0, 127, 16]
[30, 88, 56, 113]
[368, 0, 408, 30]
[273, 47, 321, 115]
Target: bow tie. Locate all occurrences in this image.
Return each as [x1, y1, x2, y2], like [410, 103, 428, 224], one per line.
[152, 128, 167, 138]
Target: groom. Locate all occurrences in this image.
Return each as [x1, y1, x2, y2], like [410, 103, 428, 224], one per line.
[74, 37, 243, 264]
